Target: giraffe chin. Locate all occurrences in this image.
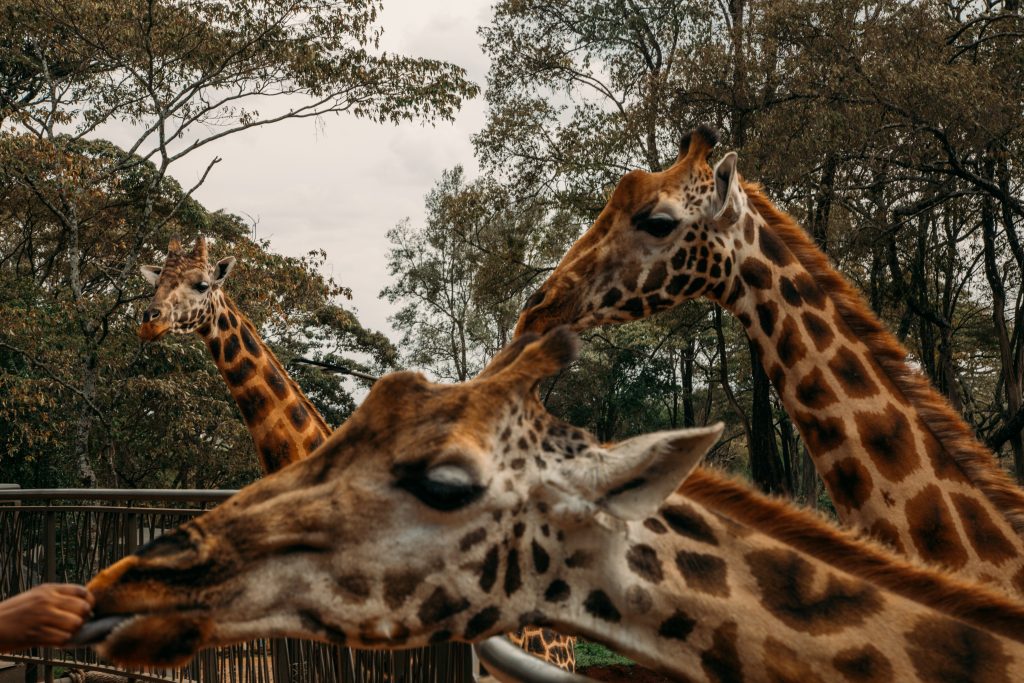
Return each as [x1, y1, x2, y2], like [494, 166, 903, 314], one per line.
[89, 611, 212, 668]
[138, 321, 171, 342]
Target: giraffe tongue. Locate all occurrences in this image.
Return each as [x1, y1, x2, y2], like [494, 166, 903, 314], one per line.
[68, 615, 130, 646]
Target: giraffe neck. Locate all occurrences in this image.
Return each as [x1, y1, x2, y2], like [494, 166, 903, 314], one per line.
[550, 480, 1024, 682]
[718, 190, 1024, 595]
[197, 291, 331, 474]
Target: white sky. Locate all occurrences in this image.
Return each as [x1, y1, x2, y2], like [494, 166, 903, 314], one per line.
[138, 0, 493, 340]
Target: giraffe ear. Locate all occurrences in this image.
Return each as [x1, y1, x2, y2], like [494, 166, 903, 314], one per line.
[213, 257, 236, 285]
[589, 423, 723, 521]
[140, 265, 162, 286]
[711, 152, 742, 225]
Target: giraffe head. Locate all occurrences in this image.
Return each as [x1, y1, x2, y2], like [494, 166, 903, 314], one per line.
[77, 327, 722, 667]
[518, 125, 751, 335]
[138, 237, 236, 341]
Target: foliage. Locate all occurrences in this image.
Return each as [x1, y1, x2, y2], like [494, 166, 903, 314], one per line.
[0, 0, 474, 488]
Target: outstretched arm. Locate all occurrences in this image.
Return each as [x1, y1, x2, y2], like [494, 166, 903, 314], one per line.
[0, 584, 94, 651]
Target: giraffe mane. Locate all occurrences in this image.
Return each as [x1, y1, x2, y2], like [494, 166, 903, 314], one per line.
[682, 467, 1024, 642]
[742, 180, 1024, 538]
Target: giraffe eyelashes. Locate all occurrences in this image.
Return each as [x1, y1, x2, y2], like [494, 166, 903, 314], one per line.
[634, 213, 680, 238]
[193, 281, 210, 293]
[393, 461, 486, 512]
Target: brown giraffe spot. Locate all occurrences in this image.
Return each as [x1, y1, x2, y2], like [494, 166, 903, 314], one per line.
[583, 590, 621, 623]
[666, 273, 690, 296]
[1013, 567, 1024, 595]
[531, 539, 550, 573]
[208, 337, 221, 360]
[919, 425, 971, 483]
[335, 574, 370, 601]
[763, 637, 824, 683]
[725, 279, 745, 306]
[287, 403, 310, 430]
[662, 503, 719, 546]
[418, 586, 470, 626]
[262, 365, 288, 400]
[601, 287, 622, 308]
[795, 367, 839, 409]
[674, 551, 729, 597]
[776, 316, 807, 367]
[779, 276, 802, 307]
[544, 579, 570, 603]
[801, 311, 834, 352]
[906, 616, 1012, 683]
[622, 297, 645, 317]
[756, 301, 778, 337]
[228, 311, 238, 327]
[642, 262, 668, 293]
[657, 610, 696, 640]
[463, 607, 501, 639]
[822, 457, 874, 514]
[700, 621, 743, 683]
[305, 433, 324, 451]
[565, 549, 594, 568]
[217, 313, 230, 331]
[758, 228, 795, 268]
[458, 528, 486, 552]
[950, 493, 1016, 565]
[868, 519, 905, 554]
[746, 549, 883, 635]
[236, 387, 270, 424]
[626, 544, 663, 583]
[793, 273, 826, 309]
[260, 432, 296, 472]
[905, 485, 969, 569]
[743, 215, 756, 243]
[479, 546, 498, 592]
[223, 334, 241, 363]
[240, 325, 262, 357]
[624, 584, 653, 614]
[831, 644, 894, 682]
[737, 312, 752, 328]
[225, 357, 256, 386]
[383, 568, 425, 609]
[740, 258, 773, 290]
[854, 405, 919, 482]
[644, 517, 668, 534]
[827, 347, 878, 398]
[792, 410, 846, 454]
[504, 549, 522, 596]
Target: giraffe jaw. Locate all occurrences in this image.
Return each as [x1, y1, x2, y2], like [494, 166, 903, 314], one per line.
[78, 610, 212, 668]
[138, 320, 172, 342]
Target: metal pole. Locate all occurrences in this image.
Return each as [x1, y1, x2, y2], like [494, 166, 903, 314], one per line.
[43, 507, 56, 683]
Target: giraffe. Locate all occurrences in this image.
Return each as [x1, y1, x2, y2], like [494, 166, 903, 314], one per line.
[139, 237, 330, 474]
[515, 126, 1024, 597]
[76, 328, 1024, 682]
[138, 237, 576, 670]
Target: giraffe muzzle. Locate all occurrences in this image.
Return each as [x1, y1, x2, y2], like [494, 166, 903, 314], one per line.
[138, 320, 171, 342]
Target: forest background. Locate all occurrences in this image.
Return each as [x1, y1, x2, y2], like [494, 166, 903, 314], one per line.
[2, 0, 1024, 517]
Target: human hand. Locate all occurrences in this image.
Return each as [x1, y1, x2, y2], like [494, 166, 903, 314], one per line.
[0, 584, 94, 651]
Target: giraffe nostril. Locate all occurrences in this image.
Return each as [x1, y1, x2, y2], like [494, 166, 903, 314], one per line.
[523, 289, 547, 312]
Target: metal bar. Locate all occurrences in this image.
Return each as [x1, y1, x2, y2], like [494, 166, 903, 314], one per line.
[0, 489, 237, 502]
[44, 507, 56, 683]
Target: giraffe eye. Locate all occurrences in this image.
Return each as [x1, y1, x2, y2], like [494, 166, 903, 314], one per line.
[635, 213, 680, 238]
[193, 281, 210, 293]
[394, 461, 485, 512]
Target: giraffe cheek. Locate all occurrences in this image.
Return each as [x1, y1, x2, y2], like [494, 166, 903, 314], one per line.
[97, 612, 211, 668]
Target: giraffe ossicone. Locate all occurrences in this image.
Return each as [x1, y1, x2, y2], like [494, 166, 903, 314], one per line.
[80, 328, 1024, 682]
[517, 127, 1024, 596]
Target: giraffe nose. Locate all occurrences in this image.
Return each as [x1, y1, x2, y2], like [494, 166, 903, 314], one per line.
[142, 308, 161, 323]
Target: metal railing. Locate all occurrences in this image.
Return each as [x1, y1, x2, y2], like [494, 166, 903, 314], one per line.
[0, 488, 475, 683]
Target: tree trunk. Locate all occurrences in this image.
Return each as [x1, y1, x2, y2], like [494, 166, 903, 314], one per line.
[748, 341, 788, 494]
[682, 338, 696, 427]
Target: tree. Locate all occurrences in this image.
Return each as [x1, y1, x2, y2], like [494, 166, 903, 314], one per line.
[0, 0, 477, 485]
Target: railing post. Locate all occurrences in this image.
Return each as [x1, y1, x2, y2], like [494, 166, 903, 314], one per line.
[43, 506, 56, 683]
[125, 504, 138, 556]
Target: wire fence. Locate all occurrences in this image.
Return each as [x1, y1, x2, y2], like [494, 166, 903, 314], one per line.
[0, 487, 476, 683]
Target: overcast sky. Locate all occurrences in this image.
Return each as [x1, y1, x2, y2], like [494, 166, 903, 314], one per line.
[134, 1, 494, 340]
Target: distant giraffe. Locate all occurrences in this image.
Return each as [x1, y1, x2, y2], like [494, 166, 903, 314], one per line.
[139, 237, 576, 670]
[80, 328, 1024, 682]
[517, 127, 1024, 597]
[140, 237, 329, 473]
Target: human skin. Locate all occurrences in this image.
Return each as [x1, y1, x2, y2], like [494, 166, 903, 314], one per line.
[0, 584, 94, 651]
